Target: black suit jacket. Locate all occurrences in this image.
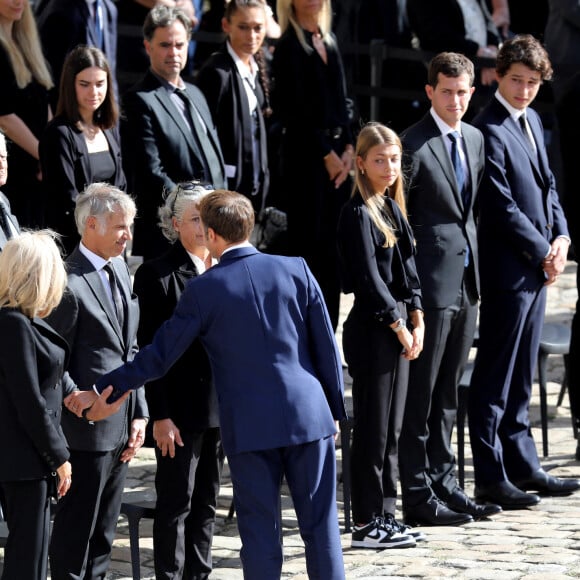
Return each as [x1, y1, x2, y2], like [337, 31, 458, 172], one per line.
[402, 112, 485, 308]
[121, 70, 226, 257]
[0, 309, 75, 481]
[46, 249, 148, 452]
[407, 0, 500, 57]
[36, 0, 118, 102]
[196, 47, 269, 212]
[133, 242, 219, 431]
[40, 116, 126, 251]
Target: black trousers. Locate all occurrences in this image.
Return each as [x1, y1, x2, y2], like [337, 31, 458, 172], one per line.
[1, 478, 51, 580]
[49, 443, 128, 580]
[153, 427, 223, 580]
[399, 279, 477, 509]
[343, 306, 408, 523]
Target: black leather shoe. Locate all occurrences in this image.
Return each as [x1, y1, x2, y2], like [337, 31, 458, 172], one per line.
[404, 498, 473, 526]
[475, 480, 540, 509]
[444, 487, 502, 519]
[513, 468, 580, 496]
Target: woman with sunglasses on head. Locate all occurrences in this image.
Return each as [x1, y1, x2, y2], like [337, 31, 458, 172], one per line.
[196, 0, 272, 214]
[39, 45, 125, 256]
[132, 182, 223, 579]
[338, 122, 425, 550]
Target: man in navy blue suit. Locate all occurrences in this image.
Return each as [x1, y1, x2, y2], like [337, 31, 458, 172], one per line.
[469, 35, 580, 509]
[68, 190, 347, 579]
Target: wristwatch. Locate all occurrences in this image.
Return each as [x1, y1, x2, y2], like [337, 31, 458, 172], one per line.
[391, 318, 406, 333]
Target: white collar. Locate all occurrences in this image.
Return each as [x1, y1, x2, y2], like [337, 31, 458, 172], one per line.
[226, 41, 258, 87]
[430, 108, 462, 138]
[495, 89, 527, 121]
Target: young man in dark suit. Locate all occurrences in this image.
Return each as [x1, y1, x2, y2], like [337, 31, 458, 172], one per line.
[469, 34, 580, 509]
[399, 52, 501, 526]
[121, 5, 226, 260]
[47, 183, 149, 579]
[69, 190, 347, 580]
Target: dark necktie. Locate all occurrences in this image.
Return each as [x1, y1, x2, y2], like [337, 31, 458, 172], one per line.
[94, 0, 104, 49]
[448, 131, 468, 204]
[174, 88, 222, 186]
[103, 263, 124, 330]
[519, 113, 536, 151]
[448, 132, 471, 267]
[0, 200, 13, 241]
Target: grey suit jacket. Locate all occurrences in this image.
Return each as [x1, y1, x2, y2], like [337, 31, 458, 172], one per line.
[402, 112, 485, 309]
[46, 248, 148, 452]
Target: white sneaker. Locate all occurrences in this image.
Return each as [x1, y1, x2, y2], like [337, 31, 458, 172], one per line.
[351, 516, 416, 549]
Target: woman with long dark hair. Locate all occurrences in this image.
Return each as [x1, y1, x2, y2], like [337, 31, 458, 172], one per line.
[40, 45, 125, 255]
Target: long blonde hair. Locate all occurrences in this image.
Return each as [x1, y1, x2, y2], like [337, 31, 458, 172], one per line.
[0, 0, 53, 89]
[354, 122, 406, 248]
[0, 230, 66, 318]
[276, 0, 332, 53]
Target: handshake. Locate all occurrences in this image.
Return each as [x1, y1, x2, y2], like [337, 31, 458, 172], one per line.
[64, 386, 132, 421]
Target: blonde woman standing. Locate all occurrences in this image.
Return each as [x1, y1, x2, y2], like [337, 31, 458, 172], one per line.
[0, 231, 72, 580]
[0, 0, 53, 228]
[338, 122, 425, 549]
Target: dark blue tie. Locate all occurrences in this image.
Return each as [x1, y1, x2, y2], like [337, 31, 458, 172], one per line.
[448, 131, 466, 196]
[94, 0, 104, 49]
[448, 131, 470, 267]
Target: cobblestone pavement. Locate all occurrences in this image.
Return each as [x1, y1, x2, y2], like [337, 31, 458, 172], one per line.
[2, 263, 579, 579]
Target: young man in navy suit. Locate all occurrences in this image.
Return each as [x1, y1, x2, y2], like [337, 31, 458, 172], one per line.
[470, 34, 580, 509]
[68, 190, 347, 580]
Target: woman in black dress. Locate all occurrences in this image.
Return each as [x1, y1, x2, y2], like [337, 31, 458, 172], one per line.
[272, 0, 353, 329]
[338, 122, 425, 549]
[0, 0, 53, 228]
[40, 45, 125, 255]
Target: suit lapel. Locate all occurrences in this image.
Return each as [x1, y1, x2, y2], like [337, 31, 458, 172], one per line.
[72, 251, 125, 346]
[153, 85, 200, 155]
[426, 129, 464, 211]
[461, 126, 479, 215]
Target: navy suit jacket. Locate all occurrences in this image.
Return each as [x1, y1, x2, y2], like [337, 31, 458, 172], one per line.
[133, 242, 219, 431]
[121, 70, 226, 256]
[46, 249, 148, 452]
[473, 97, 569, 291]
[403, 113, 484, 308]
[97, 246, 346, 456]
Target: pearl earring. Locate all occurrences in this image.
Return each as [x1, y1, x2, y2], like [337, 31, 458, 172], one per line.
[360, 169, 365, 175]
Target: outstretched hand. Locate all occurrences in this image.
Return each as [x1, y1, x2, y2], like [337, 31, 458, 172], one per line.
[64, 386, 131, 421]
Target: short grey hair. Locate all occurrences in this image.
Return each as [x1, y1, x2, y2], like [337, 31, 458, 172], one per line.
[75, 182, 136, 235]
[143, 5, 192, 41]
[158, 182, 213, 243]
